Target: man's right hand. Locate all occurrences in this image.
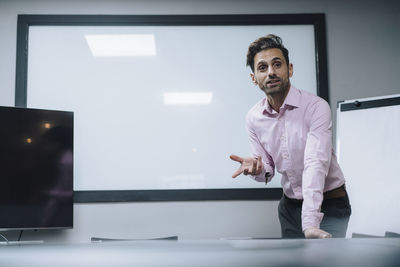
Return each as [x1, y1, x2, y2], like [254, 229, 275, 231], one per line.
[230, 155, 263, 178]
[304, 228, 332, 239]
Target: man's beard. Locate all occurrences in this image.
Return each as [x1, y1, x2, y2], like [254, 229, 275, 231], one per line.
[260, 77, 290, 96]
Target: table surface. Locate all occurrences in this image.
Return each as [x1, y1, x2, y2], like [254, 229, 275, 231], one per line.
[1, 238, 400, 267]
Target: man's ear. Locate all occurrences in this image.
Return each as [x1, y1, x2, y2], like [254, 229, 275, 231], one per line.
[289, 63, 293, 78]
[250, 73, 258, 85]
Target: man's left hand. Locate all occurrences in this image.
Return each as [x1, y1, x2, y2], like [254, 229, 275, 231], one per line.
[304, 228, 332, 239]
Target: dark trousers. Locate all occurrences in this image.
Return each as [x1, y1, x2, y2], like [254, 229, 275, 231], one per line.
[278, 191, 351, 238]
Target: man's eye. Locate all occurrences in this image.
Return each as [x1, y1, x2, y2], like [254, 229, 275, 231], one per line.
[258, 65, 266, 71]
[273, 62, 282, 68]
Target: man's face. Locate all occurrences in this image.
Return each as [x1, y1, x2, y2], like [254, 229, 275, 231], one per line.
[250, 48, 293, 96]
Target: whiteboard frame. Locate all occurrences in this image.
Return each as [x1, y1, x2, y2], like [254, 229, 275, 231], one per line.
[15, 14, 329, 202]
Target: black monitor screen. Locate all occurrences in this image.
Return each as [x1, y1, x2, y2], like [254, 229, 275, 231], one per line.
[0, 106, 73, 230]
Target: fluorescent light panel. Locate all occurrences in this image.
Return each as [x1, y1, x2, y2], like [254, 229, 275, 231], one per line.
[164, 92, 213, 105]
[85, 34, 156, 57]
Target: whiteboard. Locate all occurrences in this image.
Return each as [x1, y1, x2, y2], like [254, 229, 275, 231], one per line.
[15, 15, 328, 199]
[336, 94, 400, 236]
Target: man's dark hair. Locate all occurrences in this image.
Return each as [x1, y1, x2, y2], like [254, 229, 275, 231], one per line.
[246, 34, 289, 72]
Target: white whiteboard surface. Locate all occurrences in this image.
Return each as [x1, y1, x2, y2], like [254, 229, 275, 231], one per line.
[27, 25, 317, 191]
[337, 94, 400, 237]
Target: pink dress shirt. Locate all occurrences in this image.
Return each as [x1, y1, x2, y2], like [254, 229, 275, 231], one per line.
[246, 85, 345, 231]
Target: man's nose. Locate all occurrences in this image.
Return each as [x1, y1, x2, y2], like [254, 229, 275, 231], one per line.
[267, 66, 276, 77]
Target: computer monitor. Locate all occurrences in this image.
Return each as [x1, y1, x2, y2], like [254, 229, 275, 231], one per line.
[0, 106, 73, 230]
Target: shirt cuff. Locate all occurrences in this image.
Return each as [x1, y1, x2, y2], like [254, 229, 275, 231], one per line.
[251, 164, 274, 183]
[301, 211, 324, 232]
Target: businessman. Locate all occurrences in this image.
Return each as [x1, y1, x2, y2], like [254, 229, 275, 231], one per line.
[230, 34, 351, 239]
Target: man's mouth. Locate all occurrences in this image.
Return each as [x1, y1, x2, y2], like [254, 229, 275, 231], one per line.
[267, 79, 281, 87]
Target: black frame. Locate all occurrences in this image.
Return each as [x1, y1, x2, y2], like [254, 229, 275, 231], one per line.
[15, 14, 329, 202]
[339, 96, 400, 112]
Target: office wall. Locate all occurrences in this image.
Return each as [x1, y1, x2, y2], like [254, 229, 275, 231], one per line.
[0, 0, 399, 242]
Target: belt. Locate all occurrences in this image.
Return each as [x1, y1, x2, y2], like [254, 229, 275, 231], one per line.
[284, 184, 347, 202]
[323, 184, 347, 200]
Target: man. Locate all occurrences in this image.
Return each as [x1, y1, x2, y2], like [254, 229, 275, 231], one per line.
[230, 34, 351, 239]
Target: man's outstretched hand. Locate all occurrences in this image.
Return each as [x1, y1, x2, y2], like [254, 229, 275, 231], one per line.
[230, 155, 263, 178]
[304, 228, 332, 239]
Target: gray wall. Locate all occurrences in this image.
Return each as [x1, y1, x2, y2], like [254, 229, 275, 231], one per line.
[0, 0, 399, 242]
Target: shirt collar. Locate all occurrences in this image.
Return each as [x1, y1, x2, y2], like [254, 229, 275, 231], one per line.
[283, 85, 301, 109]
[262, 85, 300, 115]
